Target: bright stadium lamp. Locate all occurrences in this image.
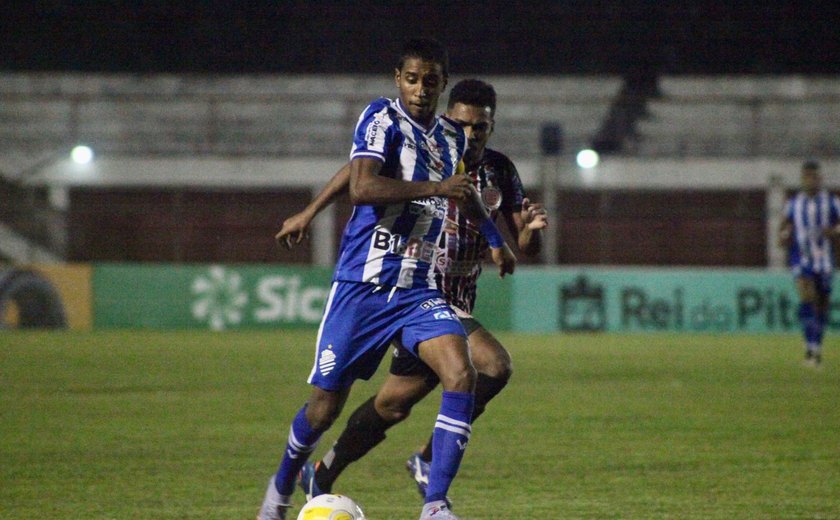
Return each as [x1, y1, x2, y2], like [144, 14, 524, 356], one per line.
[576, 149, 599, 169]
[71, 145, 94, 165]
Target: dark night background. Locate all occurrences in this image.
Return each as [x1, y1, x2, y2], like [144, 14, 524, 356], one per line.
[2, 1, 839, 75]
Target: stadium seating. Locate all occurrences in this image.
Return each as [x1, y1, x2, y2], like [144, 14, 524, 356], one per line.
[636, 76, 840, 157]
[0, 73, 619, 164]
[1, 74, 839, 164]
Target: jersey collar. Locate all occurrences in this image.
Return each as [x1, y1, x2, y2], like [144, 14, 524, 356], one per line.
[395, 98, 439, 136]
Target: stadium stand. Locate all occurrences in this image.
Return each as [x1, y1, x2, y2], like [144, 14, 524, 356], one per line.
[1, 73, 839, 265]
[0, 73, 619, 162]
[635, 76, 840, 157]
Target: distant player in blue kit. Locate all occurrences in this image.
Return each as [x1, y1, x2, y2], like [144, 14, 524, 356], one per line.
[778, 160, 840, 366]
[257, 38, 515, 520]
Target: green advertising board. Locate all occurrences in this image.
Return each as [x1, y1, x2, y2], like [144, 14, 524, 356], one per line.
[514, 268, 815, 334]
[92, 263, 512, 331]
[93, 264, 818, 334]
[94, 264, 334, 330]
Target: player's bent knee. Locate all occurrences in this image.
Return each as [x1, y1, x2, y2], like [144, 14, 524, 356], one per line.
[305, 389, 347, 431]
[479, 355, 513, 382]
[438, 363, 477, 393]
[374, 399, 412, 424]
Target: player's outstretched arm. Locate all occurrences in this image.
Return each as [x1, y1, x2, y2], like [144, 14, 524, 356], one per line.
[349, 157, 473, 205]
[504, 197, 548, 257]
[275, 163, 352, 249]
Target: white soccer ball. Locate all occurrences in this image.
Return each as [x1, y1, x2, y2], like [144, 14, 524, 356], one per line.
[296, 494, 366, 520]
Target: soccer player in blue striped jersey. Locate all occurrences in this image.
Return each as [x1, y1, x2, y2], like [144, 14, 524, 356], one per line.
[258, 39, 515, 520]
[778, 160, 840, 366]
[275, 79, 547, 509]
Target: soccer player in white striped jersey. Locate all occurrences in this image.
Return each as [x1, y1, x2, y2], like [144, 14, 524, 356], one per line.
[258, 39, 515, 520]
[275, 79, 547, 508]
[778, 160, 840, 366]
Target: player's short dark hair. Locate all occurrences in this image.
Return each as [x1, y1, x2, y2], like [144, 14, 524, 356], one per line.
[397, 37, 449, 77]
[447, 79, 497, 117]
[802, 159, 821, 171]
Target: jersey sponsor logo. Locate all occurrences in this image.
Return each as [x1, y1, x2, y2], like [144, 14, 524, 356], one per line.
[319, 345, 337, 376]
[365, 116, 383, 147]
[420, 297, 448, 310]
[409, 198, 447, 219]
[433, 309, 457, 321]
[372, 229, 436, 262]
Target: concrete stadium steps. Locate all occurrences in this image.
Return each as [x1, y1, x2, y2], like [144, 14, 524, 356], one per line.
[658, 76, 840, 99]
[636, 77, 840, 157]
[0, 73, 617, 157]
[2, 73, 838, 159]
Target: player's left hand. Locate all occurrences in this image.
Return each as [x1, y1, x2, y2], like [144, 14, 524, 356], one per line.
[491, 243, 517, 278]
[275, 211, 312, 249]
[520, 198, 548, 230]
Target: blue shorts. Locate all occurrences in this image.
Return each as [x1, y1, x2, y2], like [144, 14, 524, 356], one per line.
[792, 265, 833, 295]
[307, 281, 466, 391]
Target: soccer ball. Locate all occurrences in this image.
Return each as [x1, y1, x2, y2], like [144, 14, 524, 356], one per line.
[296, 494, 366, 520]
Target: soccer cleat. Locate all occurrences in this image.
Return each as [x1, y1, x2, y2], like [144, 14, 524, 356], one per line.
[406, 453, 430, 498]
[297, 461, 324, 502]
[419, 500, 460, 520]
[406, 453, 452, 508]
[257, 476, 291, 520]
[803, 350, 822, 368]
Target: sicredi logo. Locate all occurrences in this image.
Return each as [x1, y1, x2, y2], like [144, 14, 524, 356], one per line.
[191, 267, 328, 330]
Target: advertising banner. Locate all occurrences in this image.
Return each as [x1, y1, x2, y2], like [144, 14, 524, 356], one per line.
[1, 264, 92, 330]
[92, 263, 514, 332]
[94, 264, 334, 330]
[514, 268, 812, 334]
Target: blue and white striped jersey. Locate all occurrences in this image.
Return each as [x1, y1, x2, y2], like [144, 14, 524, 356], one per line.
[784, 190, 840, 274]
[333, 97, 467, 289]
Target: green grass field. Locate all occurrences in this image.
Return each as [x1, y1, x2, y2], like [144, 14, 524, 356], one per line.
[1, 330, 839, 519]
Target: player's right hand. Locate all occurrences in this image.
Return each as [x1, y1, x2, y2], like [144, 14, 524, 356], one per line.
[275, 211, 312, 249]
[491, 243, 517, 278]
[436, 174, 473, 200]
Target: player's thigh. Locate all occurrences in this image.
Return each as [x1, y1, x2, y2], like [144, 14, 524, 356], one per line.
[796, 276, 818, 303]
[417, 333, 475, 393]
[467, 326, 512, 380]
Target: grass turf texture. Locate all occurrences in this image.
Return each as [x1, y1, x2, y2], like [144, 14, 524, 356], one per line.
[1, 331, 838, 519]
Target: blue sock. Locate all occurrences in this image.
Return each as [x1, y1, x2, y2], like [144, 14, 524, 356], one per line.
[799, 303, 820, 346]
[426, 391, 474, 504]
[274, 405, 322, 496]
[816, 310, 827, 346]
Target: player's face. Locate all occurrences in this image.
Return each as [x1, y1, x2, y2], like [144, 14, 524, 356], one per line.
[394, 58, 447, 127]
[446, 102, 493, 165]
[801, 167, 821, 194]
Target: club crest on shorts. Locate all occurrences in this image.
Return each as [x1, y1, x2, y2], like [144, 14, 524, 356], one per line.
[319, 345, 337, 376]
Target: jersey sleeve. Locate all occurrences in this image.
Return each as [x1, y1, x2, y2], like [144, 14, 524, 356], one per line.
[831, 195, 840, 224]
[498, 155, 526, 213]
[349, 98, 397, 162]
